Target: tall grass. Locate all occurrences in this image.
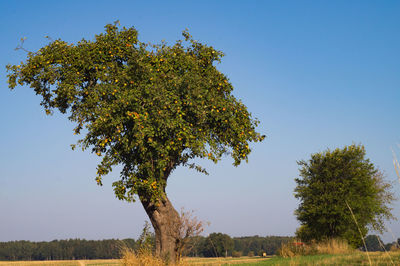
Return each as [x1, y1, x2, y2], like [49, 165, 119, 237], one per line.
[278, 238, 353, 258]
[394, 146, 400, 182]
[119, 245, 194, 266]
[345, 200, 372, 265]
[314, 238, 353, 255]
[120, 245, 165, 266]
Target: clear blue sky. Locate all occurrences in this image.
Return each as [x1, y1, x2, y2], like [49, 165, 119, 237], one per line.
[1, 0, 399, 243]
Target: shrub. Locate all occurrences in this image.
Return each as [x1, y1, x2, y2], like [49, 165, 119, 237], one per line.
[232, 251, 242, 257]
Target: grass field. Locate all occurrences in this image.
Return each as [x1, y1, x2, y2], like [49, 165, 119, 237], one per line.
[1, 252, 400, 265]
[0, 260, 120, 266]
[0, 257, 270, 266]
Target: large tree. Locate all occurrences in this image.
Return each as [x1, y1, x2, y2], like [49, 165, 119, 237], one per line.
[6, 23, 264, 262]
[294, 144, 394, 247]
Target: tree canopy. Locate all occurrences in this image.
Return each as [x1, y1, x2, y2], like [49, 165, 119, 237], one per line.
[201, 233, 234, 257]
[6, 22, 264, 261]
[7, 22, 264, 202]
[294, 144, 394, 247]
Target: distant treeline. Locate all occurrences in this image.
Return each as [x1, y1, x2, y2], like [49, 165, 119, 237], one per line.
[1, 234, 397, 261]
[0, 234, 291, 261]
[185, 234, 293, 257]
[0, 239, 135, 261]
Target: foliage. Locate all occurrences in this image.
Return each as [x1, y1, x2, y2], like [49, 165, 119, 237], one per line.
[363, 235, 384, 252]
[200, 233, 234, 257]
[6, 22, 264, 204]
[232, 236, 293, 256]
[180, 235, 292, 258]
[0, 239, 134, 260]
[294, 144, 395, 247]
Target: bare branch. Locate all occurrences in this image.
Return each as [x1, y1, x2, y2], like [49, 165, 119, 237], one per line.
[175, 208, 209, 261]
[15, 37, 32, 53]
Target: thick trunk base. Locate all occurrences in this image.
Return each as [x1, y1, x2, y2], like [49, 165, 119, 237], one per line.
[140, 193, 180, 264]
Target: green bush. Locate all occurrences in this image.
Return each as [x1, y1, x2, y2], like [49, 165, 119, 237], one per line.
[232, 251, 242, 257]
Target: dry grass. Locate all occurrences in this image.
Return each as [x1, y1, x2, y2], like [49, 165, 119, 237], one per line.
[0, 252, 268, 266]
[121, 249, 271, 265]
[184, 256, 270, 265]
[120, 245, 270, 266]
[0, 257, 270, 266]
[313, 238, 353, 255]
[0, 260, 120, 266]
[278, 238, 353, 258]
[3, 253, 400, 265]
[120, 246, 165, 266]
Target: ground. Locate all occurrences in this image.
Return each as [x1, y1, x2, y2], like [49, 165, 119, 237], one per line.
[1, 252, 400, 265]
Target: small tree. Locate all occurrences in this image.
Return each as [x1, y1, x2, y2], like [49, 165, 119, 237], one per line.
[6, 22, 264, 262]
[294, 144, 394, 247]
[136, 221, 155, 254]
[176, 209, 207, 261]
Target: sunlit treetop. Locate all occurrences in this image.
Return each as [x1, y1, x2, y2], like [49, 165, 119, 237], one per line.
[7, 23, 265, 203]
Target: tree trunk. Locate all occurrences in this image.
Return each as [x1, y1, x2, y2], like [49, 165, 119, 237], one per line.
[140, 192, 181, 264]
